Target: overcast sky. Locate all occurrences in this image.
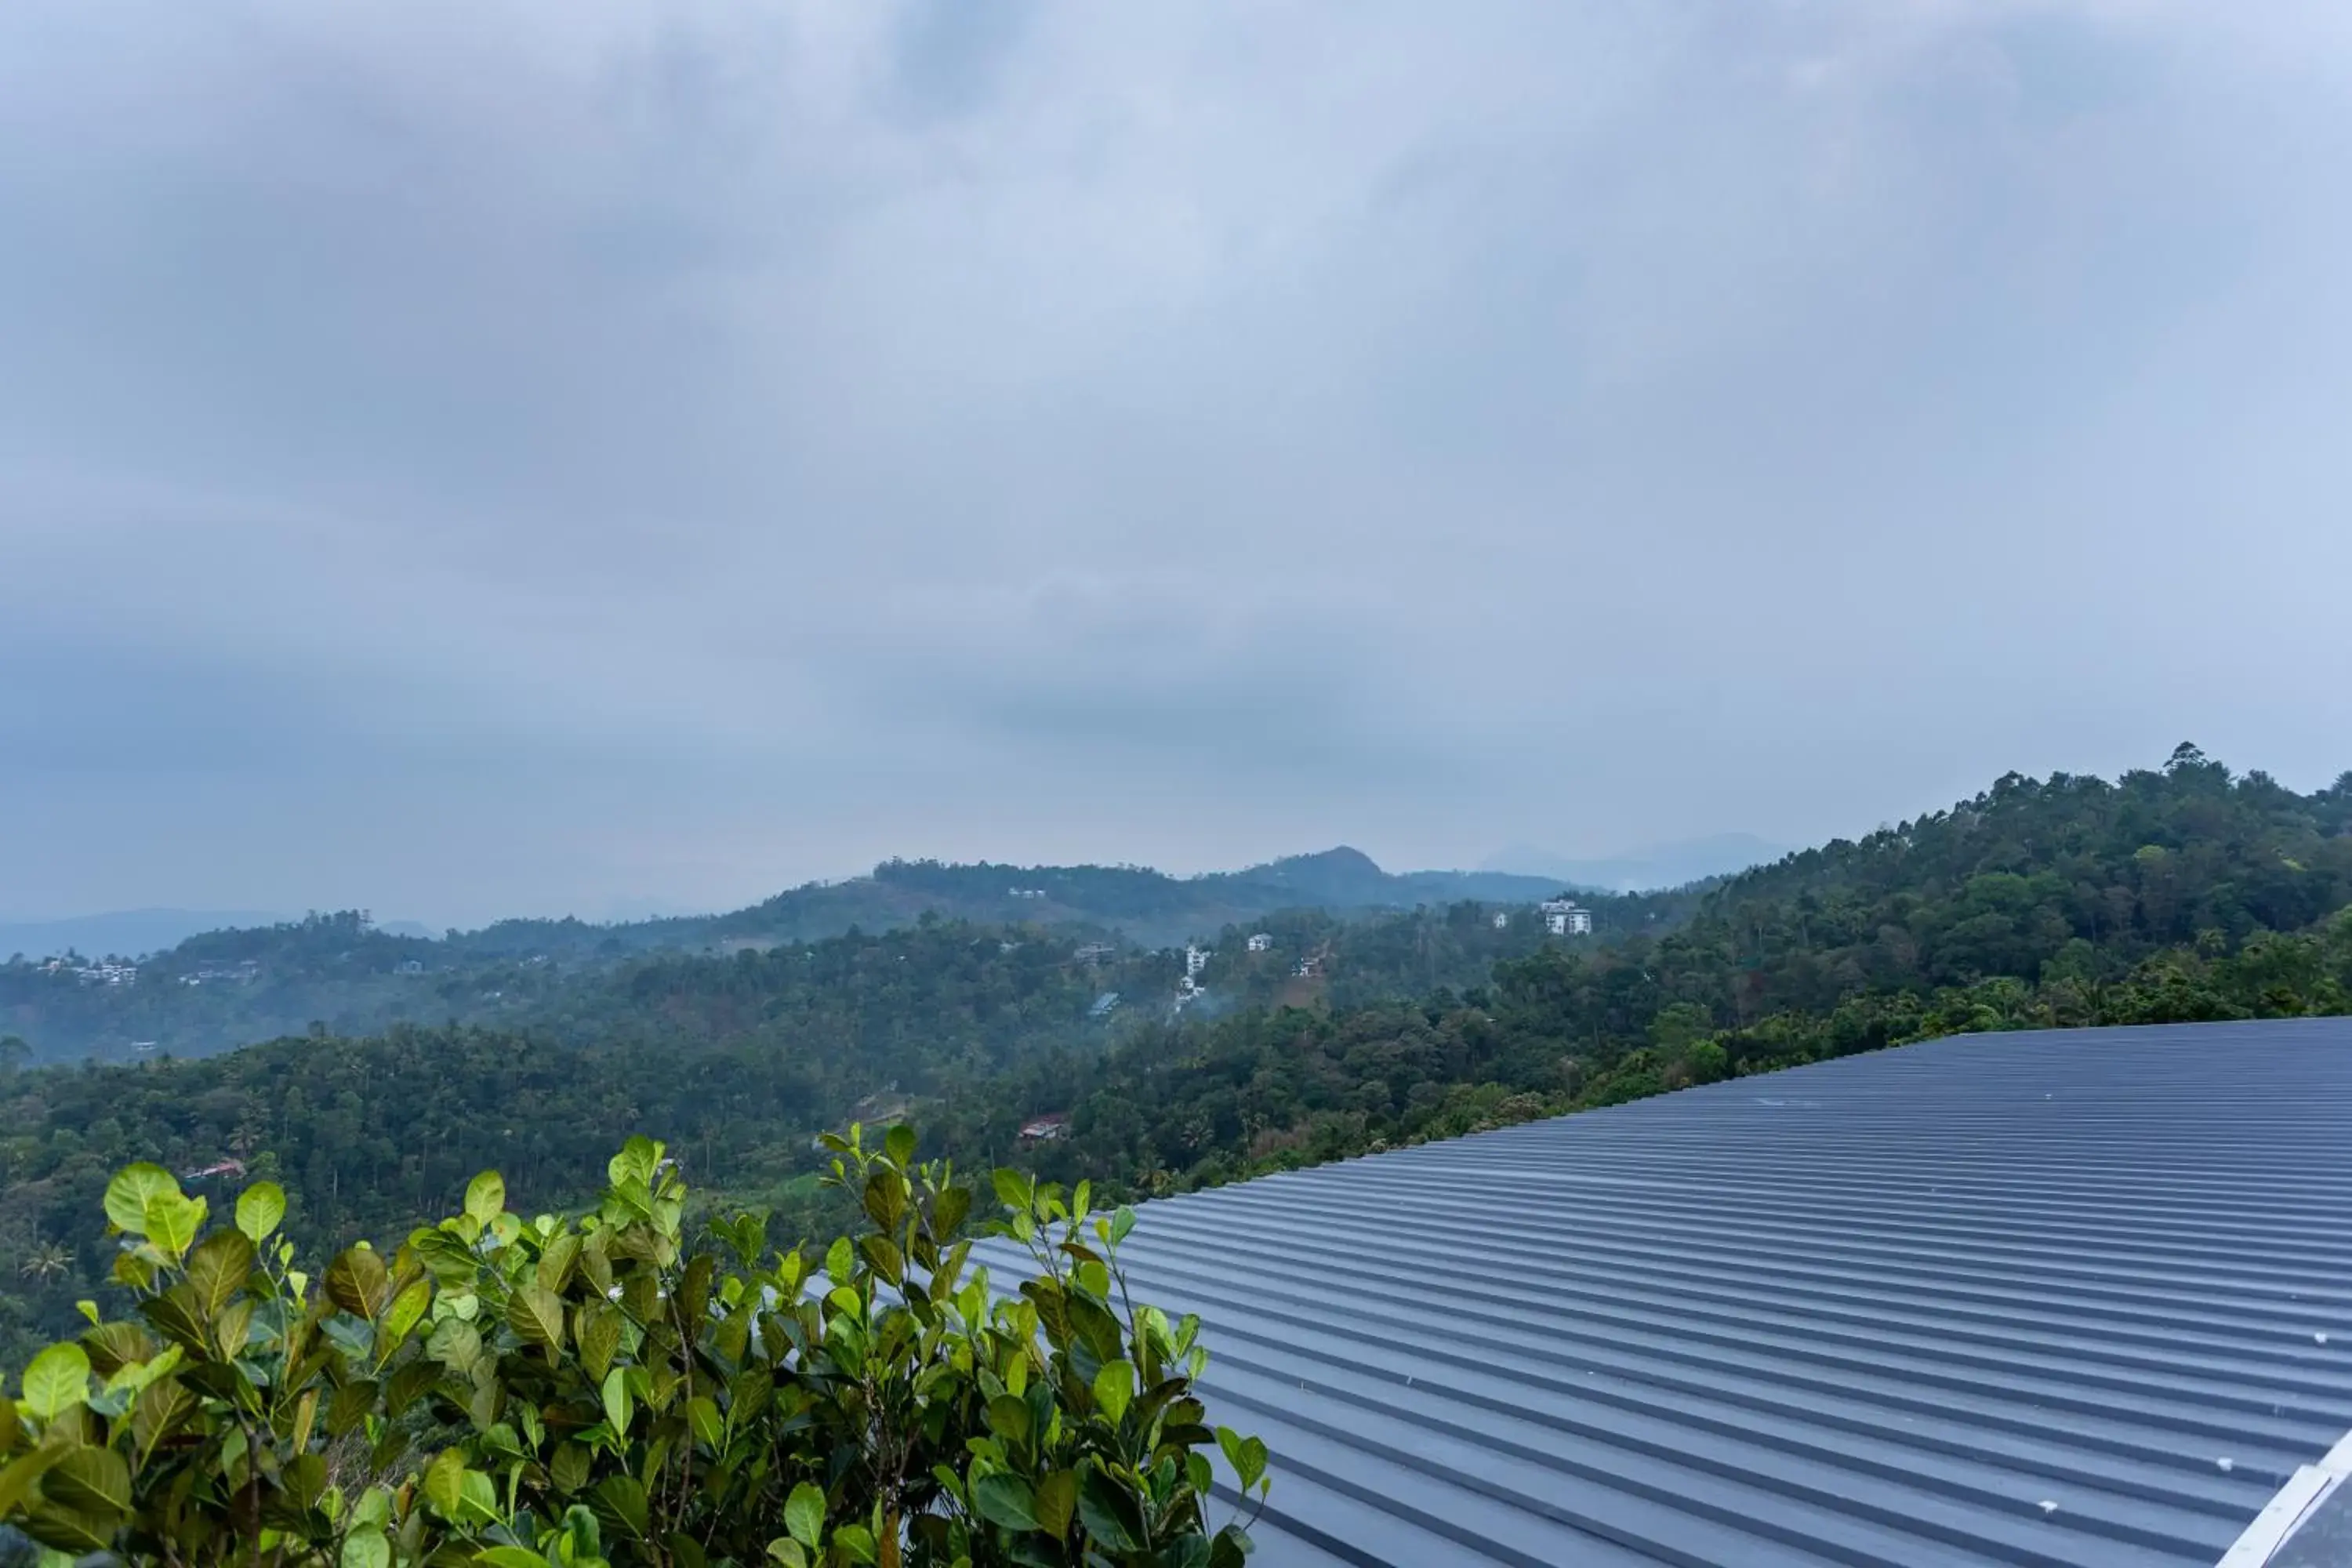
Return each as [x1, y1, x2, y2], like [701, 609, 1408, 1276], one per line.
[2, 2, 2348, 927]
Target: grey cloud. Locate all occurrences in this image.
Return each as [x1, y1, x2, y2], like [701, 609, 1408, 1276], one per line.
[2, 1, 2347, 923]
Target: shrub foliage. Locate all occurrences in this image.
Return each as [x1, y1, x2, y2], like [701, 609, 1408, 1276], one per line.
[0, 1127, 1262, 1568]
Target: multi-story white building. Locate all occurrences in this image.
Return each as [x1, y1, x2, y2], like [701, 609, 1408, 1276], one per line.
[1541, 898, 1592, 937]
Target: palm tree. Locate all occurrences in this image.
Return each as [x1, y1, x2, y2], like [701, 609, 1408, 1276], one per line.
[18, 1241, 74, 1282]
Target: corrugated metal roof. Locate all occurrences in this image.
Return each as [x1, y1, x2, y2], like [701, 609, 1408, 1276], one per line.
[985, 1018, 2352, 1566]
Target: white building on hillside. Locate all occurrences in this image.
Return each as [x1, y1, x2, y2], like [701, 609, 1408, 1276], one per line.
[1541, 898, 1592, 937]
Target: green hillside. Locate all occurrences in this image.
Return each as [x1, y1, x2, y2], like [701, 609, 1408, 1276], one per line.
[0, 851, 1581, 1063]
[2, 746, 2346, 1367]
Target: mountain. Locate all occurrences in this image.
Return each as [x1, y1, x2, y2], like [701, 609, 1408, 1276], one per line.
[0, 746, 2345, 1367]
[0, 909, 289, 960]
[0, 909, 440, 961]
[1483, 832, 1788, 891]
[0, 851, 1595, 1064]
[706, 848, 1569, 950]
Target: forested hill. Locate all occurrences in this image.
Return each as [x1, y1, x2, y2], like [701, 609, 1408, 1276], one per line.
[959, 746, 2352, 1193]
[0, 849, 1577, 1063]
[1679, 744, 2351, 1022]
[699, 847, 1571, 946]
[2, 746, 2347, 1366]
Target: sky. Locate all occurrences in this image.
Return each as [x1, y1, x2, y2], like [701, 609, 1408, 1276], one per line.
[2, 1, 2349, 928]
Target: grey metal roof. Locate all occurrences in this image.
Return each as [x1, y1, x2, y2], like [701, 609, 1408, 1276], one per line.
[991, 1018, 2352, 1566]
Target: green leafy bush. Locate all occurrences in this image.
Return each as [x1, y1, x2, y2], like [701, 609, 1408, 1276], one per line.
[0, 1127, 1262, 1568]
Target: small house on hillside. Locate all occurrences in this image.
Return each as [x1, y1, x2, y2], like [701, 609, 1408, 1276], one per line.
[1018, 1114, 1069, 1142]
[1247, 933, 1273, 953]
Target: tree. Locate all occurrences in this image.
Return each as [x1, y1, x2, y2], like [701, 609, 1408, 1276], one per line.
[13, 1243, 70, 1283]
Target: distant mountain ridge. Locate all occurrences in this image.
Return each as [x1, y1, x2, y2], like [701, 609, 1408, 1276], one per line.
[1483, 833, 1786, 891]
[0, 849, 1589, 1061]
[0, 909, 294, 961]
[692, 847, 1568, 950]
[0, 909, 434, 960]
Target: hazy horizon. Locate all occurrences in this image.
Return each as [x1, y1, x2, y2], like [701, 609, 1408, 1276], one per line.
[0, 827, 1790, 933]
[5, 2, 2349, 927]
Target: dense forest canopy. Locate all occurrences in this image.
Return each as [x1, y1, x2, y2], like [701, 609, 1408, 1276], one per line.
[2, 746, 2347, 1367]
[0, 851, 1596, 1063]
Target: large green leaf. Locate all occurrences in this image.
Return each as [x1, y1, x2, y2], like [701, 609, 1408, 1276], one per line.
[1217, 1428, 1270, 1493]
[234, 1180, 286, 1243]
[184, 1229, 257, 1319]
[600, 1367, 632, 1440]
[426, 1316, 484, 1376]
[213, 1297, 256, 1359]
[971, 1472, 1039, 1532]
[607, 1137, 660, 1189]
[341, 1526, 390, 1568]
[537, 1231, 583, 1294]
[380, 1277, 433, 1352]
[465, 1171, 506, 1225]
[474, 1550, 552, 1568]
[130, 1377, 198, 1458]
[783, 1480, 826, 1549]
[459, 1470, 500, 1525]
[103, 1164, 177, 1237]
[0, 1446, 65, 1519]
[550, 1442, 592, 1494]
[325, 1246, 390, 1320]
[20, 1498, 121, 1554]
[985, 1393, 1031, 1446]
[685, 1394, 723, 1450]
[857, 1234, 904, 1286]
[135, 1283, 209, 1355]
[594, 1473, 650, 1539]
[20, 1343, 89, 1421]
[1159, 1537, 1214, 1568]
[423, 1449, 467, 1519]
[38, 1445, 129, 1519]
[1093, 1359, 1134, 1426]
[143, 1191, 205, 1261]
[506, 1283, 567, 1355]
[932, 1185, 972, 1236]
[1034, 1469, 1078, 1541]
[75, 1319, 156, 1378]
[326, 1379, 379, 1438]
[579, 1304, 622, 1381]
[1076, 1465, 1144, 1552]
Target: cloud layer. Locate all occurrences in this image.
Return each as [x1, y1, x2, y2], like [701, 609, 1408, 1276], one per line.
[3, 2, 2347, 924]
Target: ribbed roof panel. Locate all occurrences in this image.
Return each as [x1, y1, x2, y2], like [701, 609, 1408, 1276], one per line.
[986, 1019, 2352, 1566]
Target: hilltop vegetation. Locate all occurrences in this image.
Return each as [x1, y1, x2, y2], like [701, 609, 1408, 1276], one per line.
[966, 746, 2352, 1193]
[2, 746, 2347, 1367]
[0, 851, 1580, 1064]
